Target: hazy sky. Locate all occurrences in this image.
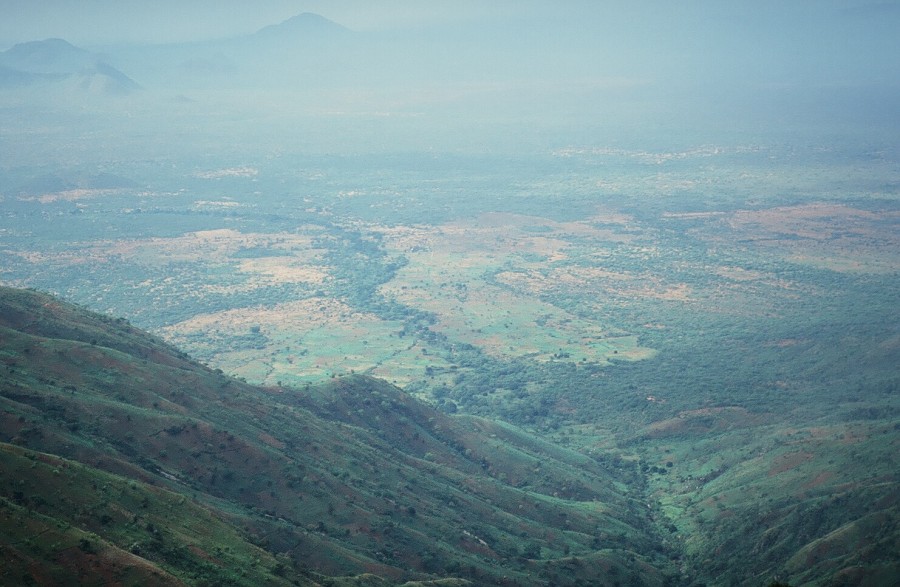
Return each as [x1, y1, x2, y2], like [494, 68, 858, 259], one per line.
[2, 0, 897, 48]
[2, 0, 899, 93]
[0, 0, 552, 47]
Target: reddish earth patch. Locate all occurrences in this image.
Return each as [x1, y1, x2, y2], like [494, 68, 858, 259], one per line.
[258, 432, 285, 450]
[840, 431, 868, 445]
[803, 470, 834, 491]
[458, 535, 499, 559]
[55, 545, 183, 586]
[187, 544, 221, 565]
[767, 451, 814, 476]
[644, 407, 754, 438]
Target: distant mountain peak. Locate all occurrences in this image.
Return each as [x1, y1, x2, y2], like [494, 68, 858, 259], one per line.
[6, 37, 81, 53]
[282, 12, 343, 25]
[254, 12, 350, 39]
[0, 38, 140, 95]
[1, 37, 96, 75]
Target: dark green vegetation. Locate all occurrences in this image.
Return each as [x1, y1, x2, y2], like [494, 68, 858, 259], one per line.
[1, 286, 670, 586]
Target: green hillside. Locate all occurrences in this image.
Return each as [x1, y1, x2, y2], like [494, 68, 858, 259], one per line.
[1, 283, 897, 585]
[0, 286, 668, 586]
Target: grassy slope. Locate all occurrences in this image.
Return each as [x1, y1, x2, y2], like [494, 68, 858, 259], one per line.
[0, 286, 668, 586]
[634, 412, 900, 586]
[4, 283, 897, 586]
[0, 442, 300, 587]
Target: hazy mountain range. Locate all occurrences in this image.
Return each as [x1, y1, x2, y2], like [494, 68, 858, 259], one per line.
[3, 9, 898, 128]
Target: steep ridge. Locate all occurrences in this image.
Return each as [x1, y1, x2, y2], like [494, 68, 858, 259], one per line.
[0, 286, 669, 586]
